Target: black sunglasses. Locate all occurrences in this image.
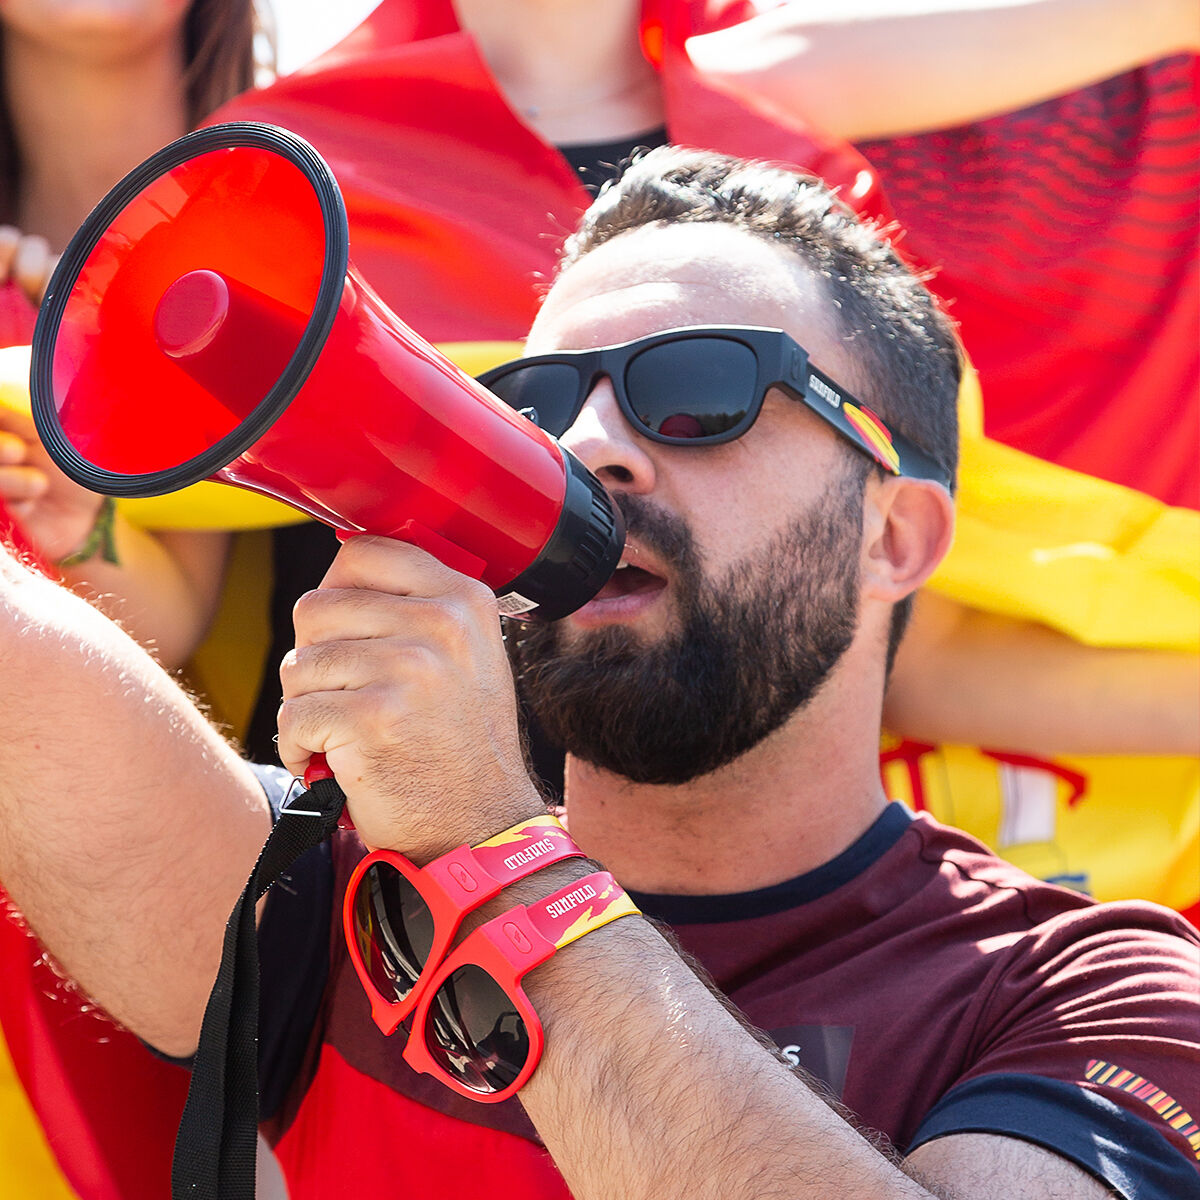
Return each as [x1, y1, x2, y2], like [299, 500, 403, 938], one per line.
[478, 325, 951, 487]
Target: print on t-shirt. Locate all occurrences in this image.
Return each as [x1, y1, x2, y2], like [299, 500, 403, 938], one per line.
[769, 1025, 854, 1099]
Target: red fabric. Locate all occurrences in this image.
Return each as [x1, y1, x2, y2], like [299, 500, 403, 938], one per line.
[198, 0, 889, 348]
[858, 56, 1200, 508]
[0, 916, 189, 1199]
[273, 1044, 567, 1199]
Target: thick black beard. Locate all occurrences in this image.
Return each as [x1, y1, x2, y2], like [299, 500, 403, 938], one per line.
[507, 477, 863, 785]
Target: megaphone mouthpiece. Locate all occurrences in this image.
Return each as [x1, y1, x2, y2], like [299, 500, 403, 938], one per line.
[155, 268, 309, 422]
[155, 270, 234, 358]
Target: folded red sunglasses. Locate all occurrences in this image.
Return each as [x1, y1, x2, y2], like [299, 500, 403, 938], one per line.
[402, 870, 640, 1101]
[344, 814, 583, 1034]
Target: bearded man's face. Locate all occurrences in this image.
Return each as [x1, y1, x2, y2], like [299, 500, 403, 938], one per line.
[507, 470, 865, 785]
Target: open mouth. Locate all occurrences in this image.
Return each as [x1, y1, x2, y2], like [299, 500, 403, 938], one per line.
[592, 562, 668, 602]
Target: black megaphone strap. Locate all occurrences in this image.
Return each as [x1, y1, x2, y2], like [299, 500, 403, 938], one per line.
[171, 775, 345, 1199]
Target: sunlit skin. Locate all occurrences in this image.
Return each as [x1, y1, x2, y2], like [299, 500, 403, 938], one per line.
[526, 220, 862, 647]
[452, 0, 662, 143]
[0, 0, 189, 59]
[519, 220, 955, 894]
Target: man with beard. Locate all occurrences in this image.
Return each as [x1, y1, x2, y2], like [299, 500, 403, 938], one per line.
[0, 148, 1196, 1200]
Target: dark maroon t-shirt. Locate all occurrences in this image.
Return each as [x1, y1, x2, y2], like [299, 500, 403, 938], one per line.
[253, 770, 1200, 1198]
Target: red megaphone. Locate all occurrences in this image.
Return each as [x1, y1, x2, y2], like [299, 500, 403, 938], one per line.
[29, 122, 623, 627]
[30, 122, 624, 789]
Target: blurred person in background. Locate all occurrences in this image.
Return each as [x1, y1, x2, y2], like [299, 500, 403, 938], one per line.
[0, 3, 271, 1197]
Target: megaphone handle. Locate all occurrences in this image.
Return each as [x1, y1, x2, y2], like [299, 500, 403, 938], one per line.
[302, 754, 353, 828]
[303, 753, 335, 786]
[307, 524, 489, 826]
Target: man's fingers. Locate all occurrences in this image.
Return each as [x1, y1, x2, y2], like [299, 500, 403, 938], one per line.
[321, 533, 490, 599]
[295, 573, 500, 654]
[275, 681, 399, 782]
[292, 585, 406, 649]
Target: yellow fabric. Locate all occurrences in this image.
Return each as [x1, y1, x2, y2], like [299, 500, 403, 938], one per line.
[0, 341, 525, 532]
[928, 362, 1200, 652]
[182, 528, 275, 742]
[898, 365, 1199, 917]
[934, 435, 1200, 653]
[881, 736, 1199, 914]
[0, 1028, 79, 1200]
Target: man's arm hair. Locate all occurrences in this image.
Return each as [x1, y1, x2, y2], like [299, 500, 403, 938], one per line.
[0, 547, 271, 1055]
[471, 862, 1115, 1200]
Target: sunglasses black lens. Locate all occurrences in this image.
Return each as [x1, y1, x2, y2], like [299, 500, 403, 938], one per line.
[425, 964, 529, 1094]
[354, 863, 437, 1003]
[625, 337, 758, 440]
[485, 363, 583, 437]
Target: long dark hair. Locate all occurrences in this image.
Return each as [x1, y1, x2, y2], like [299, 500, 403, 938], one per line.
[0, 0, 275, 224]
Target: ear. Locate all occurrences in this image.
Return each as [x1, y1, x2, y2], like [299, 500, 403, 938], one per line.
[860, 476, 954, 603]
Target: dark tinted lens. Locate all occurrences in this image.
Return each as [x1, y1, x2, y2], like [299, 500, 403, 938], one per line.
[484, 363, 583, 437]
[424, 964, 529, 1094]
[625, 337, 759, 440]
[353, 863, 437, 1004]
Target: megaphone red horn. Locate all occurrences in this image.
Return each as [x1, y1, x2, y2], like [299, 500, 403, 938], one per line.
[30, 122, 623, 621]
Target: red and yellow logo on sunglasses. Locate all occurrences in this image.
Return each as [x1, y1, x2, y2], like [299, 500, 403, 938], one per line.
[843, 402, 901, 475]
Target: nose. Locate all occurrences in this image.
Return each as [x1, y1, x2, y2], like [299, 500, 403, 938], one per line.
[558, 378, 656, 495]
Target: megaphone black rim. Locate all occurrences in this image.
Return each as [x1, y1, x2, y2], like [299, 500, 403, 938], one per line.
[29, 121, 351, 498]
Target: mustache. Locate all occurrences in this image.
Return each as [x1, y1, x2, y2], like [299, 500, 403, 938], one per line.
[613, 492, 697, 578]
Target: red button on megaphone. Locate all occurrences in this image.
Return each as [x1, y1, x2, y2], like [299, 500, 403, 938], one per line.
[30, 123, 623, 629]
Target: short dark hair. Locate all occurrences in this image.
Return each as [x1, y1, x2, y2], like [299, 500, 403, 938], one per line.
[558, 146, 962, 669]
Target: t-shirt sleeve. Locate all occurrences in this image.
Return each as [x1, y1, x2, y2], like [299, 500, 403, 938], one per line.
[908, 901, 1200, 1198]
[250, 764, 334, 1123]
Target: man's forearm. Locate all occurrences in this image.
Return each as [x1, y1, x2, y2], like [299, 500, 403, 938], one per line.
[492, 862, 932, 1200]
[0, 549, 270, 1054]
[689, 0, 1198, 141]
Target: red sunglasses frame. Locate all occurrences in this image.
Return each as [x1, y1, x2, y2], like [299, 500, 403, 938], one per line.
[403, 870, 640, 1103]
[343, 815, 583, 1034]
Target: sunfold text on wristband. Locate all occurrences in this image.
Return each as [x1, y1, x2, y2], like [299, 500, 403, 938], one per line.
[402, 871, 641, 1102]
[344, 813, 583, 1035]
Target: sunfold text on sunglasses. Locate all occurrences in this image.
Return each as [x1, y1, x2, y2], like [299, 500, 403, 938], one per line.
[345, 814, 585, 1035]
[403, 869, 640, 1101]
[345, 814, 642, 1100]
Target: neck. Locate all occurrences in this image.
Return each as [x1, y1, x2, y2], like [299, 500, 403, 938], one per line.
[4, 32, 188, 248]
[559, 644, 894, 895]
[452, 0, 664, 144]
